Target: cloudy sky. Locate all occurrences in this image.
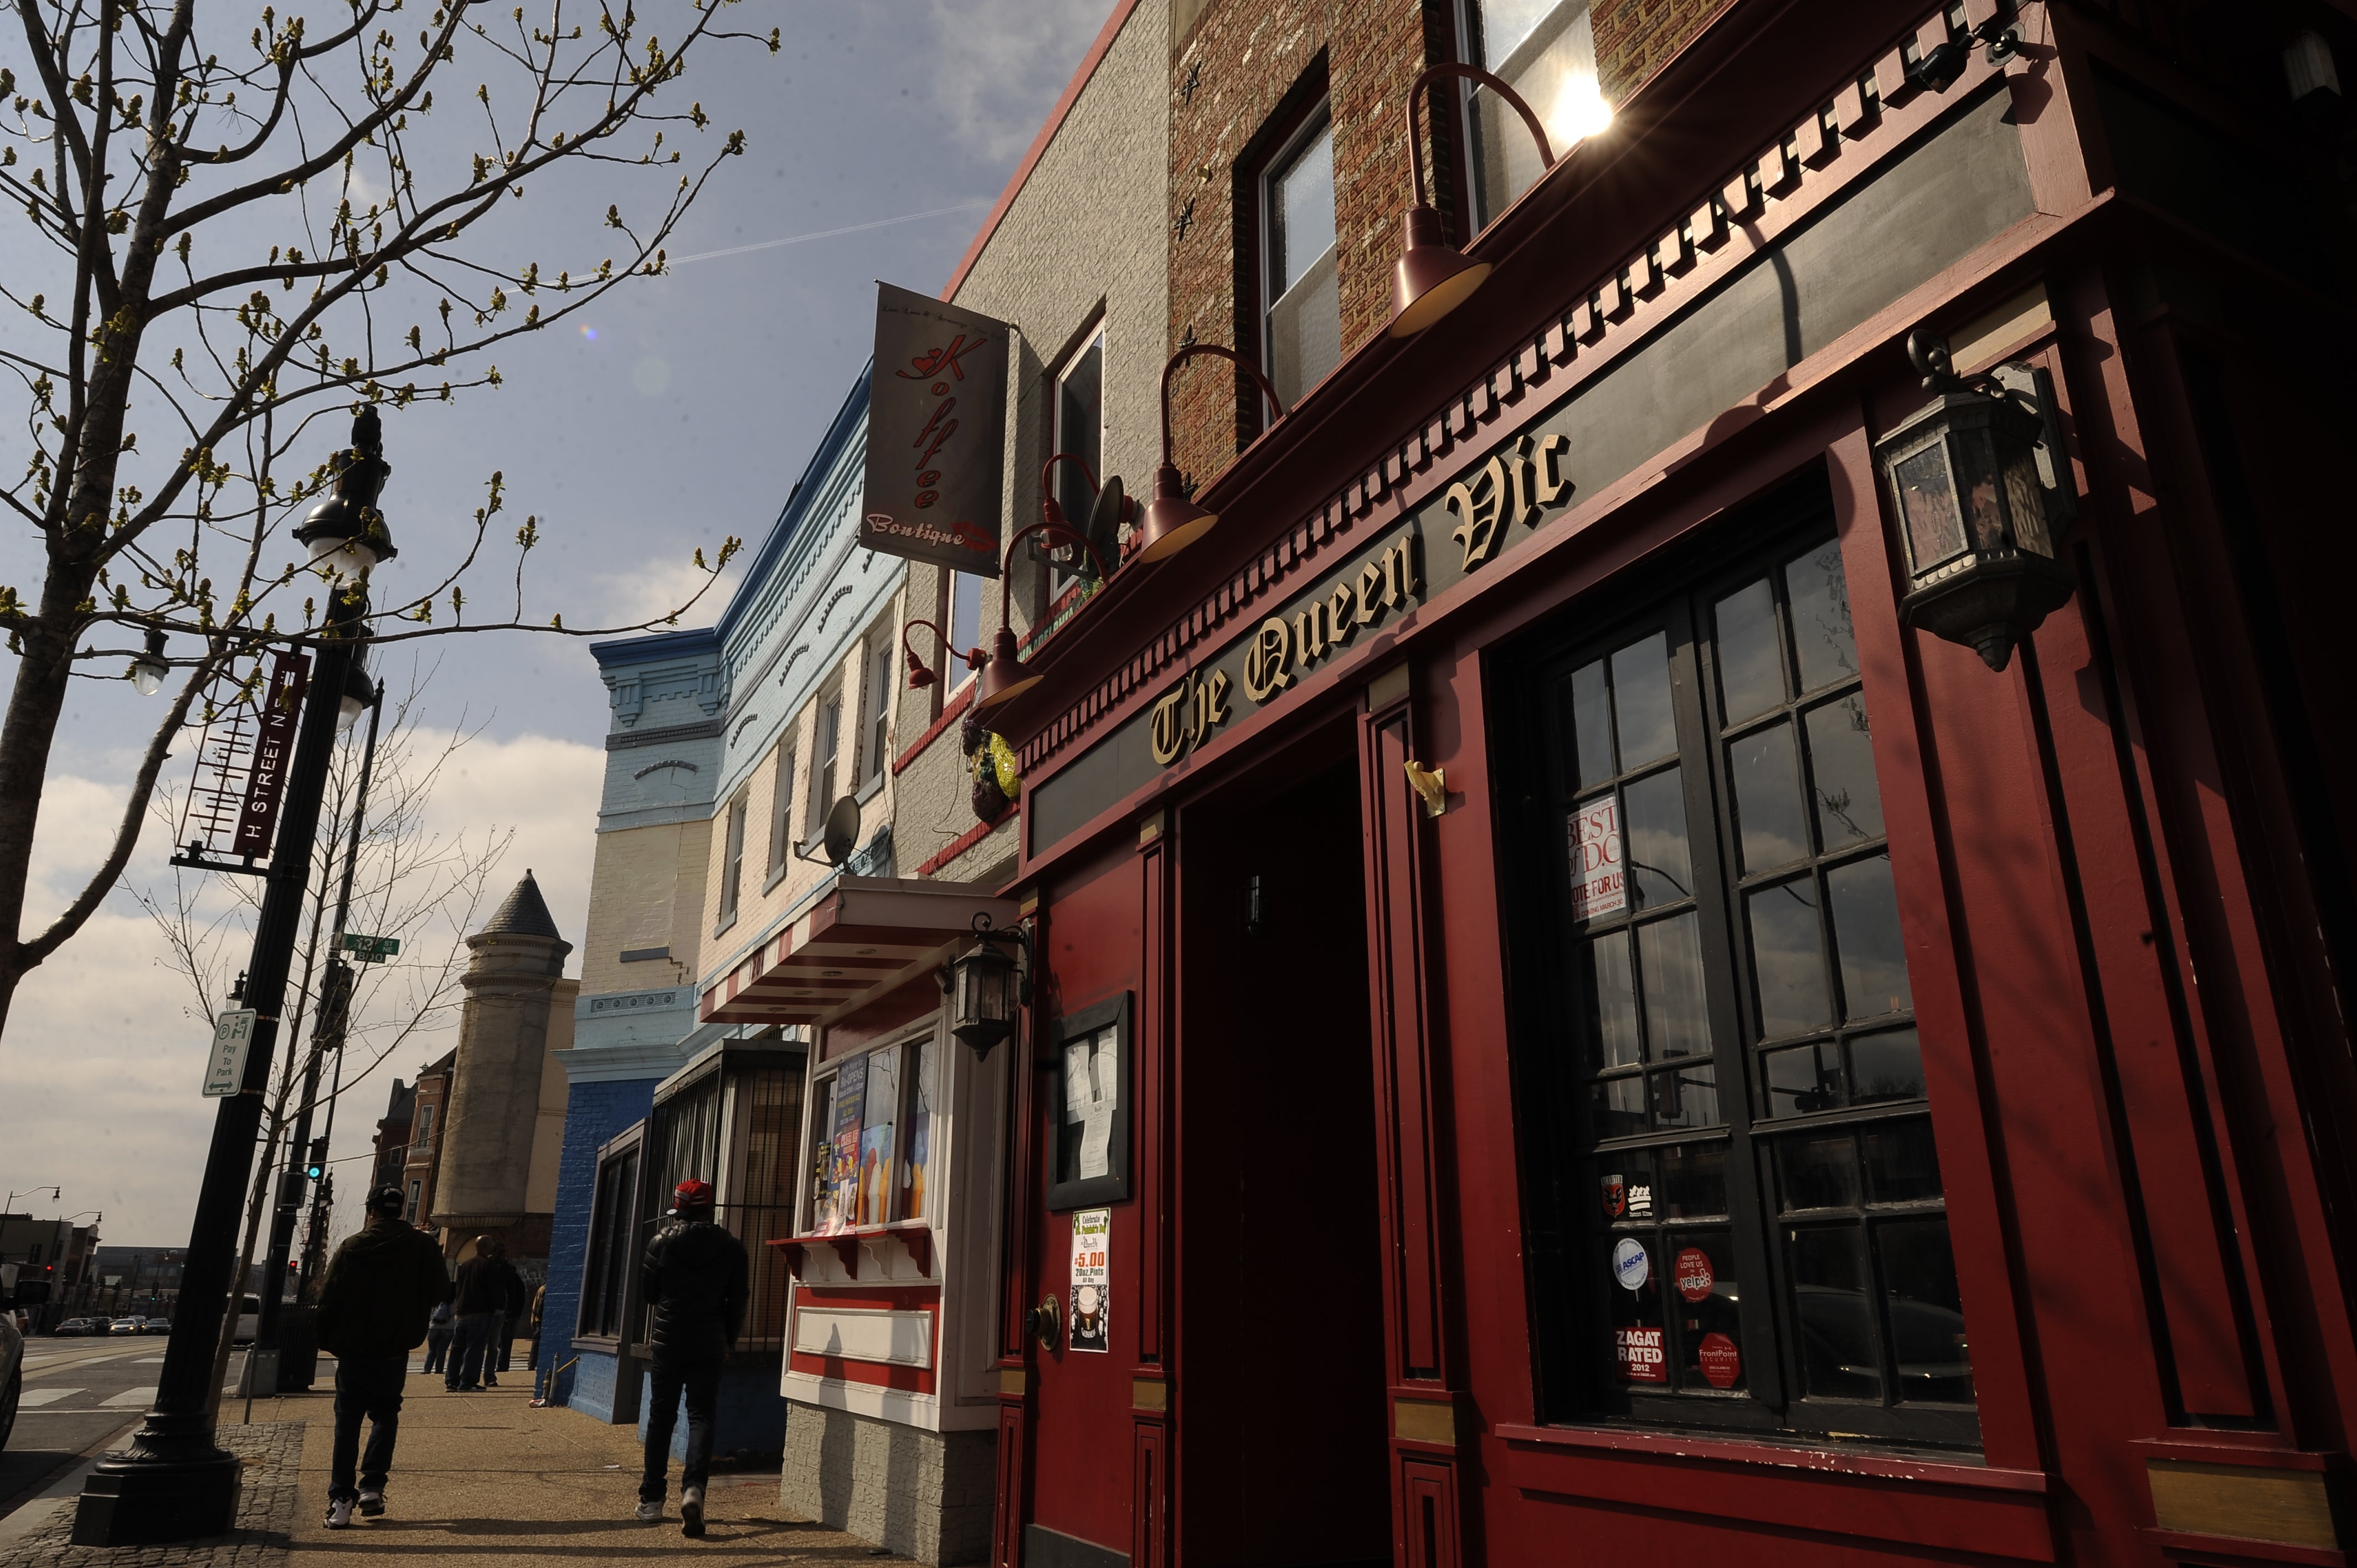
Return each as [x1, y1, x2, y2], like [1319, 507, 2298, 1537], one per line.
[0, 0, 1120, 1246]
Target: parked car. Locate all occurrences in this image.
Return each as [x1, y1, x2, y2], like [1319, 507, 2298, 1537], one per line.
[142, 1317, 172, 1335]
[52, 1317, 97, 1337]
[107, 1316, 145, 1335]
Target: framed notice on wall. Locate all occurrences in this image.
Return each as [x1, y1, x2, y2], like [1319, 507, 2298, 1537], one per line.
[1047, 992, 1131, 1212]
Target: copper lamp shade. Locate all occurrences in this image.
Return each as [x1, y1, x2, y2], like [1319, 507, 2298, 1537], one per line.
[971, 627, 1039, 716]
[1389, 206, 1494, 339]
[1387, 64, 1553, 338]
[1134, 461, 1219, 564]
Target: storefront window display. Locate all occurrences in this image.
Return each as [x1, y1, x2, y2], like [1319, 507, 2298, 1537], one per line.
[1506, 483, 1974, 1448]
[805, 1036, 941, 1235]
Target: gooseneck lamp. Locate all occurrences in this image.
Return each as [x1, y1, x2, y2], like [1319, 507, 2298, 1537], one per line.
[970, 519, 1113, 718]
[902, 617, 984, 690]
[1136, 344, 1286, 565]
[1388, 64, 1556, 338]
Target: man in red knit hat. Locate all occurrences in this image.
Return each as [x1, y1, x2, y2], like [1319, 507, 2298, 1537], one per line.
[634, 1177, 747, 1537]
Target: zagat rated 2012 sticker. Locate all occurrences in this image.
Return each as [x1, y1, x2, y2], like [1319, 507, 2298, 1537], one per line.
[1611, 1236, 1650, 1292]
[1674, 1246, 1715, 1303]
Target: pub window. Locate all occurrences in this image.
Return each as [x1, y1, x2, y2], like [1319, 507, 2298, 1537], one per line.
[804, 1033, 940, 1235]
[1502, 487, 1975, 1450]
[1458, 0, 1610, 231]
[766, 738, 796, 885]
[576, 1136, 641, 1339]
[1260, 104, 1339, 409]
[716, 787, 747, 931]
[804, 688, 842, 844]
[1050, 326, 1105, 591]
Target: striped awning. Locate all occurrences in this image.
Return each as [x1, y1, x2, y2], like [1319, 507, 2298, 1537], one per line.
[699, 875, 1016, 1029]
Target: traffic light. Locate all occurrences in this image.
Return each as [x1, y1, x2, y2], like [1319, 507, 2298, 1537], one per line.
[305, 1136, 329, 1182]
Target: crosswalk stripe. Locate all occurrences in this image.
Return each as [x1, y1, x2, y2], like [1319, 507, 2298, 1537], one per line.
[18, 1387, 84, 1407]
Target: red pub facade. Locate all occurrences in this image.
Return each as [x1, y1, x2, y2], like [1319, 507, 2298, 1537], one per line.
[971, 0, 2357, 1565]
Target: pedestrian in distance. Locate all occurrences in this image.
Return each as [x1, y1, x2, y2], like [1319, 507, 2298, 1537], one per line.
[421, 1299, 454, 1375]
[488, 1239, 527, 1385]
[315, 1185, 454, 1530]
[526, 1282, 546, 1370]
[446, 1234, 505, 1391]
[635, 1178, 747, 1538]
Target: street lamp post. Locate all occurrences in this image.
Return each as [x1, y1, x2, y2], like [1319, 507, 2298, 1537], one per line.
[73, 410, 395, 1546]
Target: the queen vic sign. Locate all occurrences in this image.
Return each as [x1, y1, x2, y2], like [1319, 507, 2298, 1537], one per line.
[859, 281, 1011, 576]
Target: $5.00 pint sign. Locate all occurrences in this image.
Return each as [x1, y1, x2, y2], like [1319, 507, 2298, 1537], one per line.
[858, 281, 1011, 576]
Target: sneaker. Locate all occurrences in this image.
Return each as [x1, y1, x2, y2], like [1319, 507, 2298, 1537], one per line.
[358, 1490, 385, 1518]
[680, 1486, 704, 1538]
[635, 1500, 663, 1523]
[326, 1498, 354, 1530]
[483, 1374, 498, 1386]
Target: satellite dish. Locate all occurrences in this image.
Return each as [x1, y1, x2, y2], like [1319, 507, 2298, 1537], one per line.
[821, 793, 862, 868]
[1084, 474, 1130, 576]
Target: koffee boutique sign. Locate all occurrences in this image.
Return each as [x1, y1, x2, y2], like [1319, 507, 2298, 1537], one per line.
[860, 281, 1011, 576]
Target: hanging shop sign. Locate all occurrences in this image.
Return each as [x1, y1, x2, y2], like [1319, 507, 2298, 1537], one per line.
[860, 281, 1011, 576]
[1069, 1207, 1110, 1354]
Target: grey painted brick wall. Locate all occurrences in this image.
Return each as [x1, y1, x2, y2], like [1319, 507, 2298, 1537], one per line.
[781, 1400, 996, 1566]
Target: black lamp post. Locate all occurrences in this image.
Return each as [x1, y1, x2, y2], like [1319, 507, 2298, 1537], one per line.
[74, 410, 394, 1546]
[1874, 330, 2077, 672]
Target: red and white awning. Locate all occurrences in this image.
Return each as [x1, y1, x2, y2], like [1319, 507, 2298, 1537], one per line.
[699, 875, 1015, 1029]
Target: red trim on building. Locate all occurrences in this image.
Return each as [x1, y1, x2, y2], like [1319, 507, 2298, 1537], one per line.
[894, 681, 974, 777]
[937, 0, 1143, 303]
[914, 807, 1015, 879]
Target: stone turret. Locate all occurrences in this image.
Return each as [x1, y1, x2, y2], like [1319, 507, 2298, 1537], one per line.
[430, 871, 573, 1254]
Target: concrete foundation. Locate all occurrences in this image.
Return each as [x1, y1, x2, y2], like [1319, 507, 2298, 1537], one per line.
[780, 1400, 995, 1565]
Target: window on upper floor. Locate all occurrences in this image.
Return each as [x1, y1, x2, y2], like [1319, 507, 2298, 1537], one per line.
[1260, 102, 1339, 410]
[805, 688, 842, 845]
[766, 739, 796, 885]
[404, 1179, 423, 1223]
[717, 787, 748, 930]
[862, 632, 896, 787]
[1050, 325, 1106, 589]
[946, 572, 984, 690]
[1458, 0, 1611, 231]
[410, 1103, 434, 1154]
[1500, 484, 1974, 1450]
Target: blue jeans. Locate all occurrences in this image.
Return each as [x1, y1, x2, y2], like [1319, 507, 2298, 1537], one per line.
[639, 1359, 722, 1502]
[331, 1353, 406, 1501]
[449, 1312, 496, 1389]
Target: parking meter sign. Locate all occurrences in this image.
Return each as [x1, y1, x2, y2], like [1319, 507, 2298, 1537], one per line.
[204, 1008, 259, 1097]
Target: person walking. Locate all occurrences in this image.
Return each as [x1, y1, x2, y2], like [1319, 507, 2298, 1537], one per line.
[316, 1186, 453, 1529]
[487, 1240, 527, 1387]
[635, 1179, 747, 1538]
[446, 1236, 504, 1391]
[421, 1299, 454, 1375]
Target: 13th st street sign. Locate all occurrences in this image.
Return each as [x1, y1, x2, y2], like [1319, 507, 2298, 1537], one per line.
[338, 933, 400, 962]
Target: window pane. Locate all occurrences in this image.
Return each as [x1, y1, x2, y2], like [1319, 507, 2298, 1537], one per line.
[1579, 932, 1641, 1069]
[1668, 1228, 1746, 1393]
[1829, 854, 1913, 1019]
[1776, 1132, 1860, 1211]
[1893, 443, 1967, 572]
[1610, 632, 1678, 767]
[1469, 3, 1605, 226]
[1748, 879, 1830, 1038]
[1878, 1218, 1973, 1404]
[1713, 578, 1784, 724]
[1731, 721, 1808, 873]
[1638, 913, 1709, 1060]
[1604, 1233, 1668, 1386]
[1270, 123, 1334, 295]
[1055, 334, 1104, 529]
[1861, 1118, 1943, 1205]
[1622, 767, 1692, 906]
[1655, 1142, 1729, 1219]
[1565, 659, 1613, 790]
[1651, 1061, 1718, 1128]
[1590, 1074, 1646, 1140]
[901, 1040, 936, 1221]
[1788, 1226, 1882, 1400]
[1268, 243, 1340, 407]
[1849, 1028, 1926, 1106]
[1804, 696, 1884, 848]
[1268, 121, 1339, 408]
[1783, 543, 1860, 692]
[1764, 1041, 1840, 1116]
[948, 572, 984, 672]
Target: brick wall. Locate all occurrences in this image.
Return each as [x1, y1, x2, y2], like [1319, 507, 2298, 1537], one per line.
[1166, 0, 1452, 489]
[1590, 0, 1736, 105]
[782, 1401, 996, 1565]
[541, 1075, 657, 1412]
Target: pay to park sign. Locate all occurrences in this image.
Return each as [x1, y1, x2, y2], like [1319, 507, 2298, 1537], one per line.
[203, 1008, 259, 1097]
[858, 281, 1010, 577]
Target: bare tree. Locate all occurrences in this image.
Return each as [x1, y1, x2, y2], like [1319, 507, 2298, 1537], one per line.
[0, 0, 773, 1035]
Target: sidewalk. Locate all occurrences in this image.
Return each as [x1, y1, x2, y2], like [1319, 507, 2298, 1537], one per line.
[2, 1364, 917, 1566]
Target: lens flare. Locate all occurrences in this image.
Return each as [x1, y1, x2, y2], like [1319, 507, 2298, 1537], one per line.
[580, 325, 599, 342]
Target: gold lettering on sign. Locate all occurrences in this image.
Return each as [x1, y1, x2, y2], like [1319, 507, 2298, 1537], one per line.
[1196, 668, 1231, 735]
[1327, 581, 1360, 651]
[1150, 668, 1236, 765]
[1150, 684, 1192, 765]
[1293, 601, 1329, 663]
[1244, 617, 1294, 702]
[1448, 431, 1574, 571]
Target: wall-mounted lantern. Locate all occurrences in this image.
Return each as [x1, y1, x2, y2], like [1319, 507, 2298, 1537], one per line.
[1873, 329, 2077, 672]
[943, 911, 1032, 1058]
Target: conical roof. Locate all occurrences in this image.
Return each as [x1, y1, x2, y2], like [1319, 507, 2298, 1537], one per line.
[477, 869, 562, 940]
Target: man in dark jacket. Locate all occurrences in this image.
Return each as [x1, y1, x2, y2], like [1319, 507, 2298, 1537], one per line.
[446, 1235, 507, 1391]
[316, 1187, 452, 1529]
[635, 1178, 747, 1537]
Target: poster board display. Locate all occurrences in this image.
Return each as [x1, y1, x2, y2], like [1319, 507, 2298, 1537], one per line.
[1069, 1208, 1110, 1353]
[1047, 992, 1131, 1211]
[820, 1052, 867, 1236]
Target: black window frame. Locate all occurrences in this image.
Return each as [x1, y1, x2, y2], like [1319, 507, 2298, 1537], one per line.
[1231, 51, 1331, 445]
[716, 786, 747, 932]
[766, 737, 796, 889]
[575, 1123, 645, 1343]
[1496, 471, 1978, 1452]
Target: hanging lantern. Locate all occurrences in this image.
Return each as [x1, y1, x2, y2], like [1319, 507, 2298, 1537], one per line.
[1875, 330, 2077, 672]
[946, 914, 1031, 1058]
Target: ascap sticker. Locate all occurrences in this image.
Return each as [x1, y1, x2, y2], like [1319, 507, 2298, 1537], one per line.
[1567, 797, 1626, 921]
[1673, 1247, 1715, 1304]
[1698, 1332, 1742, 1389]
[1069, 1207, 1110, 1354]
[1610, 1236, 1650, 1292]
[1615, 1325, 1668, 1383]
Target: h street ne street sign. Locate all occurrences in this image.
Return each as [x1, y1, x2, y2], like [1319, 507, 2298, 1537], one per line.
[204, 1008, 259, 1097]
